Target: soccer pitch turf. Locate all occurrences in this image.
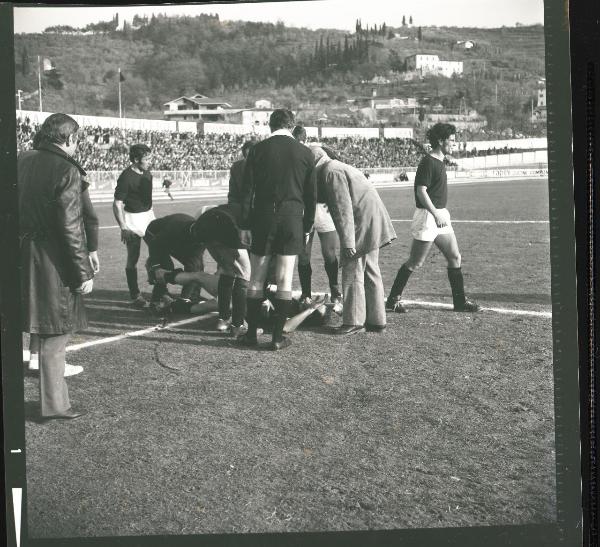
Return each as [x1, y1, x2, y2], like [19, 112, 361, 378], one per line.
[23, 178, 556, 536]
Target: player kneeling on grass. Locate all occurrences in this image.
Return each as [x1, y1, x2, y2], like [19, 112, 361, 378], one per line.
[144, 208, 250, 336]
[386, 123, 481, 313]
[310, 146, 397, 335]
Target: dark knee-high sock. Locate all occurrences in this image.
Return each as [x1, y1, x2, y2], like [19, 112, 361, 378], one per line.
[324, 259, 340, 295]
[126, 268, 139, 299]
[388, 264, 413, 302]
[231, 278, 248, 327]
[218, 275, 234, 320]
[246, 289, 263, 340]
[151, 283, 168, 302]
[447, 267, 466, 308]
[298, 263, 312, 298]
[272, 291, 292, 343]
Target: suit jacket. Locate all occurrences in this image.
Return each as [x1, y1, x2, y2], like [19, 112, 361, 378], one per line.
[240, 133, 316, 233]
[319, 159, 397, 263]
[19, 142, 94, 334]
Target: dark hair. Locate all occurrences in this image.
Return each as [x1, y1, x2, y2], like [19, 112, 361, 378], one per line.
[241, 141, 254, 157]
[292, 125, 307, 142]
[269, 109, 295, 131]
[34, 113, 79, 148]
[426, 123, 456, 148]
[129, 143, 151, 163]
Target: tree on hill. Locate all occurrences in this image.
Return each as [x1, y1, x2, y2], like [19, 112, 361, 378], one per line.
[409, 15, 413, 25]
[402, 15, 406, 26]
[418, 26, 422, 41]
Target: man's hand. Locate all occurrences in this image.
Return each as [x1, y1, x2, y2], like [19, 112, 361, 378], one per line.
[89, 251, 100, 274]
[74, 279, 94, 294]
[433, 209, 450, 228]
[240, 229, 252, 248]
[343, 247, 357, 259]
[304, 232, 311, 246]
[120, 228, 136, 244]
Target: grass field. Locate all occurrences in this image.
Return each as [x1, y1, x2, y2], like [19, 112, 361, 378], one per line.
[22, 178, 556, 537]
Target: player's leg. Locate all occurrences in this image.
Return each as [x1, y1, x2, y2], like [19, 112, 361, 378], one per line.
[386, 238, 433, 312]
[297, 230, 314, 304]
[238, 252, 271, 345]
[271, 254, 297, 348]
[206, 244, 234, 331]
[339, 254, 366, 333]
[434, 233, 481, 312]
[126, 235, 146, 307]
[318, 229, 341, 302]
[363, 248, 386, 331]
[230, 249, 251, 335]
[180, 250, 205, 303]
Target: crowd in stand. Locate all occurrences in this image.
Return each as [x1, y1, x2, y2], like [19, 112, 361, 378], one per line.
[16, 116, 540, 172]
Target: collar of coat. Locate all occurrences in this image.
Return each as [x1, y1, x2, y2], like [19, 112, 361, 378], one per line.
[35, 142, 87, 177]
[269, 128, 294, 139]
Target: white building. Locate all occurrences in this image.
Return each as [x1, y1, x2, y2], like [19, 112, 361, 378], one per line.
[254, 99, 272, 109]
[537, 88, 546, 108]
[405, 54, 463, 77]
[163, 94, 233, 122]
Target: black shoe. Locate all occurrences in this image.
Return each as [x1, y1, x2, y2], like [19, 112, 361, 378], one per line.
[237, 333, 258, 347]
[270, 336, 292, 351]
[336, 325, 365, 335]
[365, 324, 386, 333]
[386, 298, 407, 313]
[40, 409, 86, 422]
[454, 299, 482, 312]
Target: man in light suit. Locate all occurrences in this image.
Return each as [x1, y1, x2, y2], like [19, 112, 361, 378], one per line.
[310, 146, 396, 334]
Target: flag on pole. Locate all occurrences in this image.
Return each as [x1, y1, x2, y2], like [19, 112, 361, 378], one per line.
[119, 70, 126, 82]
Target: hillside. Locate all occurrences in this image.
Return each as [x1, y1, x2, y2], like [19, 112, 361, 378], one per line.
[13, 14, 546, 133]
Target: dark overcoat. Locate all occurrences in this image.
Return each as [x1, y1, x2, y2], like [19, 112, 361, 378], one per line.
[19, 143, 94, 335]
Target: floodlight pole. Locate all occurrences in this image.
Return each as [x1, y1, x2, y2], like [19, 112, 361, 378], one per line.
[118, 67, 122, 118]
[37, 55, 43, 112]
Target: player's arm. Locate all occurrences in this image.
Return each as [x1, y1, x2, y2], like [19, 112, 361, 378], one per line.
[239, 149, 255, 231]
[112, 172, 136, 243]
[324, 171, 356, 258]
[415, 186, 448, 227]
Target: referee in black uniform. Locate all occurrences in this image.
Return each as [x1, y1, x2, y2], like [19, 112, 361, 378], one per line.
[239, 109, 317, 350]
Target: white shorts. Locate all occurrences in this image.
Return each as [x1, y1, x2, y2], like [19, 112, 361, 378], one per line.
[125, 209, 156, 238]
[410, 208, 454, 242]
[313, 203, 336, 233]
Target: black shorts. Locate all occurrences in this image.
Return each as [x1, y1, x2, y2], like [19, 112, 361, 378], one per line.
[250, 214, 304, 256]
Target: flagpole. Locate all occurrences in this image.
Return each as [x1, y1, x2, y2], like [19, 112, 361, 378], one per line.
[118, 67, 122, 118]
[37, 55, 43, 112]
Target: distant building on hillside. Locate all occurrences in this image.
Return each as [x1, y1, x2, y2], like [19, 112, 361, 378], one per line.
[405, 54, 463, 77]
[456, 40, 475, 49]
[163, 94, 233, 122]
[255, 99, 272, 109]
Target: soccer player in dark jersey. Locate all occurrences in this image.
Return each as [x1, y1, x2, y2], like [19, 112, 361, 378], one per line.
[113, 144, 155, 308]
[386, 123, 481, 313]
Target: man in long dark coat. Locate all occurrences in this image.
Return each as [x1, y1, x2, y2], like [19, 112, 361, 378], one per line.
[19, 113, 94, 420]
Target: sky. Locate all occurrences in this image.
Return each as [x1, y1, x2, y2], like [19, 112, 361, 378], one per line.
[13, 1, 544, 34]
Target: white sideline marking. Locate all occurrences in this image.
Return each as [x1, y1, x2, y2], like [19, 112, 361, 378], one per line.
[391, 219, 548, 224]
[99, 219, 548, 231]
[12, 488, 22, 547]
[402, 299, 552, 318]
[68, 297, 550, 353]
[66, 312, 216, 352]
